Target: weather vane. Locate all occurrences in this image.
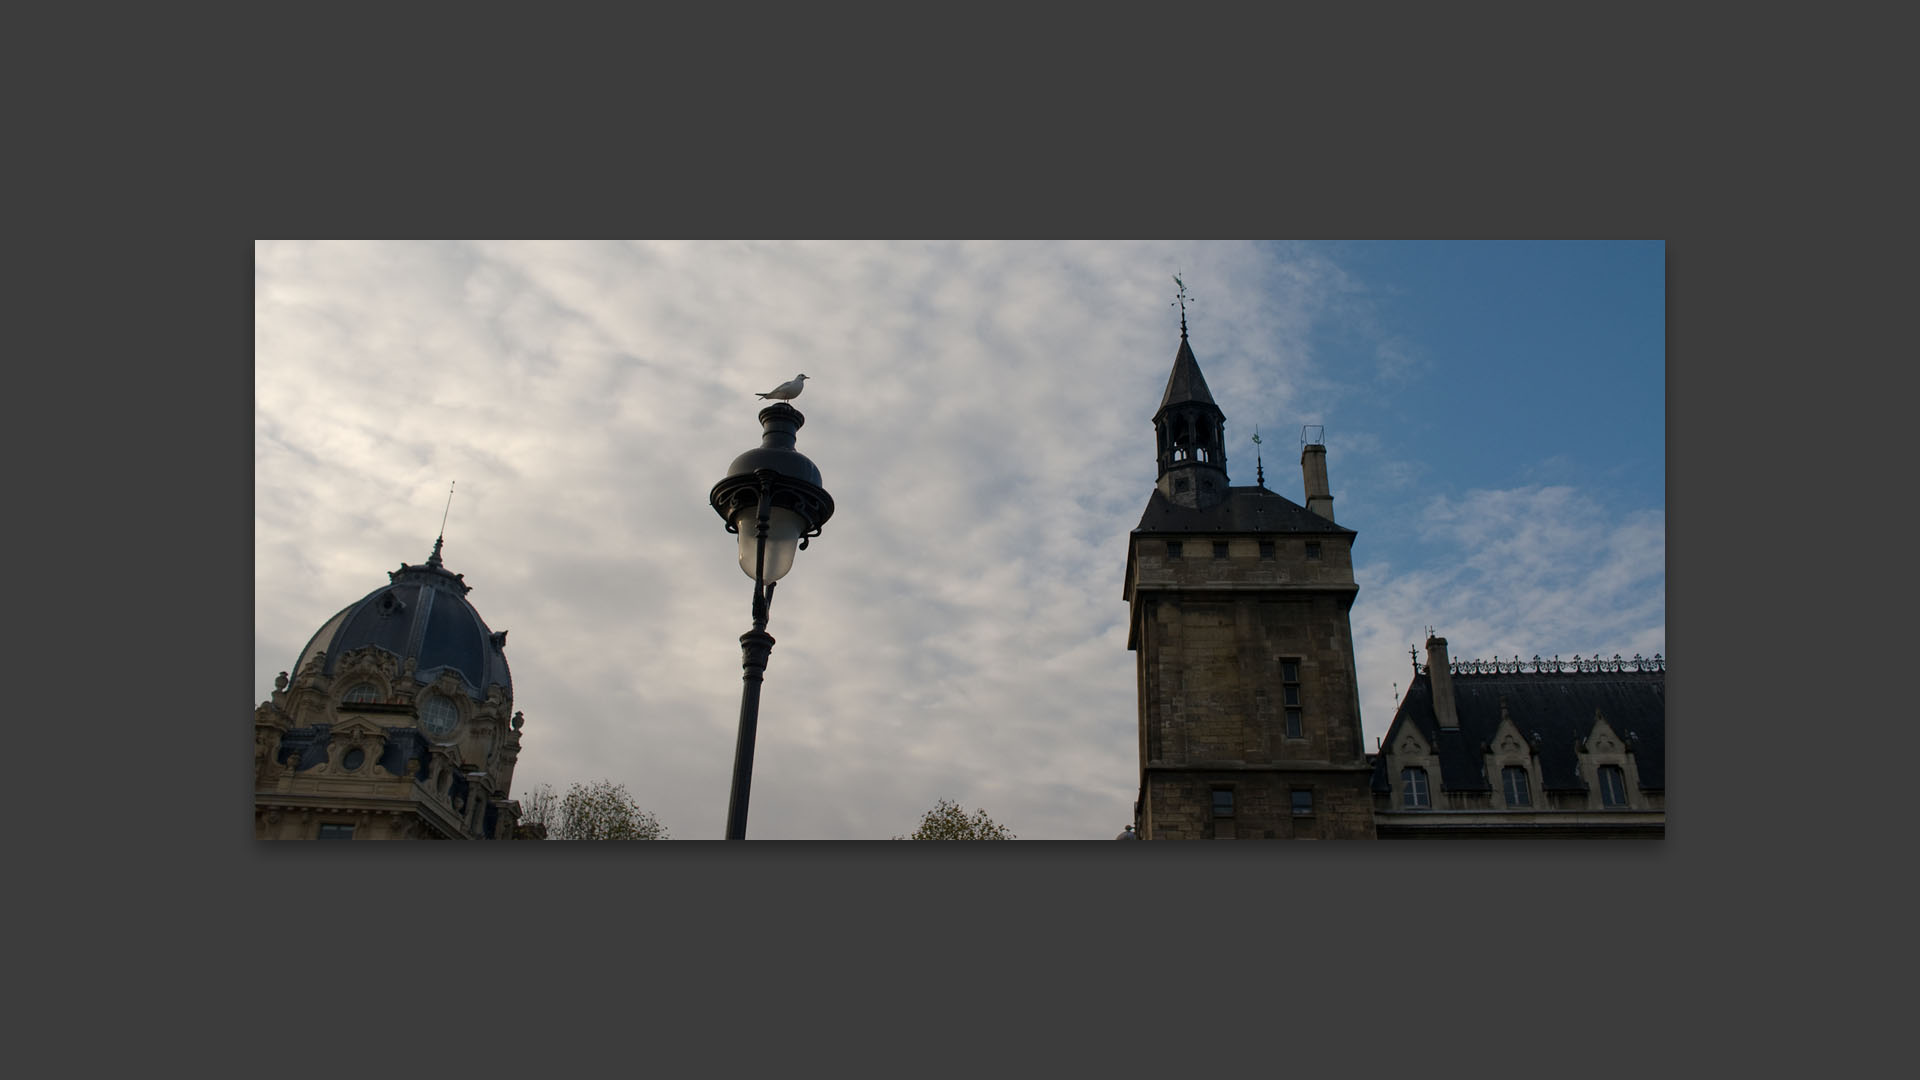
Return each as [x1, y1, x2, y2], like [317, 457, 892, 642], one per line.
[1250, 427, 1265, 487]
[1172, 273, 1193, 337]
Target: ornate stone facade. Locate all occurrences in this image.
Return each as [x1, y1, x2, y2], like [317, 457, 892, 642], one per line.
[1368, 635, 1665, 837]
[254, 540, 531, 840]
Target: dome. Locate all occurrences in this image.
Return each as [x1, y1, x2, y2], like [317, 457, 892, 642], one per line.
[292, 538, 512, 704]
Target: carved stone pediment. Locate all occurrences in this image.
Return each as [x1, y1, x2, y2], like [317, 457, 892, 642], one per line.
[1586, 714, 1624, 756]
[1489, 716, 1532, 759]
[1395, 727, 1428, 757]
[321, 715, 392, 776]
[336, 645, 401, 680]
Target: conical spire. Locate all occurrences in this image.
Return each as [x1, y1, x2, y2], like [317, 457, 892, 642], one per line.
[426, 534, 446, 569]
[1158, 334, 1219, 411]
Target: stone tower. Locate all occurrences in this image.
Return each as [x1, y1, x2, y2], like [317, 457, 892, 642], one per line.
[1122, 327, 1376, 839]
[253, 537, 531, 839]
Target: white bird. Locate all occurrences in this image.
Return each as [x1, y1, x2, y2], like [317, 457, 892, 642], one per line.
[756, 374, 808, 401]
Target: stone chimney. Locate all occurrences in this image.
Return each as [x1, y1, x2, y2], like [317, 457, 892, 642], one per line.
[1301, 442, 1334, 522]
[1426, 634, 1459, 730]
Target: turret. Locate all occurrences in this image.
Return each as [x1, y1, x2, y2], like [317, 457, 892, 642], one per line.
[1153, 331, 1229, 510]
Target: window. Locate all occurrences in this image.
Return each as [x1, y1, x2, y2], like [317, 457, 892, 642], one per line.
[1401, 767, 1431, 809]
[1213, 541, 1228, 559]
[341, 682, 379, 703]
[1305, 541, 1322, 560]
[1502, 766, 1531, 807]
[342, 747, 366, 772]
[1211, 788, 1235, 839]
[1291, 790, 1314, 816]
[421, 694, 459, 739]
[1167, 541, 1183, 559]
[1282, 660, 1303, 738]
[1259, 540, 1275, 559]
[317, 824, 354, 839]
[1598, 765, 1628, 807]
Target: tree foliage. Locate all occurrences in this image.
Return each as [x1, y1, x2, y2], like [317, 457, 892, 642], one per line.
[897, 798, 1016, 840]
[518, 780, 667, 840]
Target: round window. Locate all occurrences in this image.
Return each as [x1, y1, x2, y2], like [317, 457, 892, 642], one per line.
[342, 683, 380, 704]
[420, 694, 459, 739]
[342, 748, 366, 771]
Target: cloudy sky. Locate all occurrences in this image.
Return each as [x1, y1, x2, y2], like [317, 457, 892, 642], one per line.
[253, 240, 1665, 840]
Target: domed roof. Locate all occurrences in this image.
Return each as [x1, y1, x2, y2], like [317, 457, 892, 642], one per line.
[293, 538, 511, 703]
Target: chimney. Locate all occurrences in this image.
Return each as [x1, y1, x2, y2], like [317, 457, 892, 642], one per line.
[1426, 634, 1459, 730]
[1301, 442, 1334, 522]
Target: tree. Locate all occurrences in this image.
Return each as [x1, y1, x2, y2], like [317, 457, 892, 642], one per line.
[897, 798, 1016, 839]
[518, 780, 668, 839]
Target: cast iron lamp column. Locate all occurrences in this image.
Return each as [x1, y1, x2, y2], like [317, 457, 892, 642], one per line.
[709, 403, 834, 839]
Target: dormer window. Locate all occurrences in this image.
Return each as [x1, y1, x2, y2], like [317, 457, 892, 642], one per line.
[1502, 766, 1531, 807]
[1598, 765, 1628, 807]
[1401, 767, 1431, 809]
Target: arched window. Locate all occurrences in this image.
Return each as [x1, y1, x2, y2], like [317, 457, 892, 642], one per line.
[341, 682, 380, 704]
[1401, 767, 1431, 809]
[1502, 765, 1531, 807]
[1598, 764, 1628, 807]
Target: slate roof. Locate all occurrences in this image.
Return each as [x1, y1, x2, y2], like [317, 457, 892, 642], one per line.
[1369, 670, 1665, 795]
[292, 543, 512, 703]
[1134, 486, 1355, 535]
[1157, 335, 1219, 413]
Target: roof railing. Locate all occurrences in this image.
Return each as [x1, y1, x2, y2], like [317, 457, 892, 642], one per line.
[1414, 653, 1664, 675]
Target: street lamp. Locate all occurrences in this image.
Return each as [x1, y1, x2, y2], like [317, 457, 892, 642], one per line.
[709, 402, 834, 839]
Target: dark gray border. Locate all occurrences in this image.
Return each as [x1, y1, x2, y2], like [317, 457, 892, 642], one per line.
[49, 7, 1834, 1065]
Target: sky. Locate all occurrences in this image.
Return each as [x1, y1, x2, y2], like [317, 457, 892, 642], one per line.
[253, 239, 1665, 840]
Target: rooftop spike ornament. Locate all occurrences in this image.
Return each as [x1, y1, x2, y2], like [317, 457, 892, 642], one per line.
[1251, 428, 1265, 488]
[427, 481, 455, 568]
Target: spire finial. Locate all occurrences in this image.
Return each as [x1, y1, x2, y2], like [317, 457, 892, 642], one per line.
[1171, 273, 1192, 339]
[1250, 427, 1265, 487]
[428, 481, 454, 568]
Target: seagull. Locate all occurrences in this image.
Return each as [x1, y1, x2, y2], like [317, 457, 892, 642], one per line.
[756, 374, 808, 401]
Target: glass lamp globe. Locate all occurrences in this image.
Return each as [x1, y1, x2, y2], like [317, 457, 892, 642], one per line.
[735, 505, 805, 581]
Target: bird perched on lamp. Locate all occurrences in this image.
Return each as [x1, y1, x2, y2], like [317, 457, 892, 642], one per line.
[756, 374, 808, 401]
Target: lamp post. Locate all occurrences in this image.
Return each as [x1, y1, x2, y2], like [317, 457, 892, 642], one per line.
[709, 403, 834, 839]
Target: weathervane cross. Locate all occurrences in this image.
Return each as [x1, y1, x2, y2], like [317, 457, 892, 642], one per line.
[1171, 273, 1193, 337]
[1250, 427, 1265, 487]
